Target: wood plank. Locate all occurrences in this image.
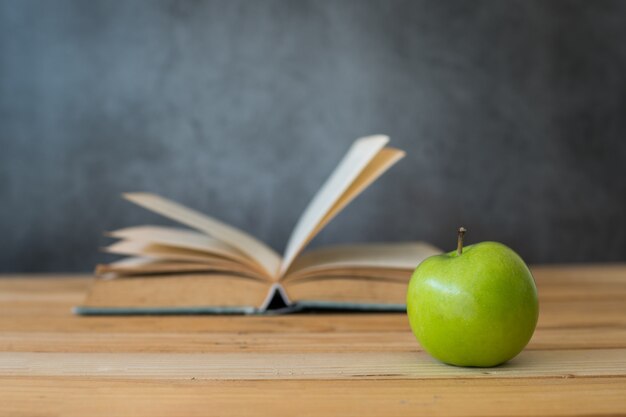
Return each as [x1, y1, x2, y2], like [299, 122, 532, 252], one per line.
[538, 299, 626, 328]
[530, 264, 626, 283]
[2, 349, 625, 380]
[1, 263, 624, 312]
[0, 272, 624, 335]
[1, 264, 623, 286]
[1, 377, 625, 417]
[0, 297, 623, 334]
[0, 325, 625, 354]
[0, 267, 625, 416]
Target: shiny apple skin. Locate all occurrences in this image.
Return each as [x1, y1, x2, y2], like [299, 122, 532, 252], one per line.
[407, 242, 539, 367]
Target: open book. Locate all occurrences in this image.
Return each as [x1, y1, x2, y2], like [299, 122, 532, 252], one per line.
[76, 135, 440, 315]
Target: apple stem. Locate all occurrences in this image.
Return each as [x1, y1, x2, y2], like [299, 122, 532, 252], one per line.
[457, 227, 467, 255]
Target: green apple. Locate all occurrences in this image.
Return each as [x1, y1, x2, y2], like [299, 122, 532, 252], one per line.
[407, 228, 539, 367]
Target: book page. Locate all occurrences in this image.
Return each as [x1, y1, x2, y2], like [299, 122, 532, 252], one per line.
[122, 193, 281, 279]
[283, 276, 408, 306]
[287, 270, 413, 282]
[283, 242, 441, 281]
[104, 240, 268, 280]
[280, 143, 405, 275]
[96, 257, 267, 278]
[280, 135, 396, 275]
[107, 226, 258, 269]
[105, 240, 240, 264]
[83, 274, 271, 309]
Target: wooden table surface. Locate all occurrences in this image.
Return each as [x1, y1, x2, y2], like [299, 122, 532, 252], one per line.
[0, 265, 625, 416]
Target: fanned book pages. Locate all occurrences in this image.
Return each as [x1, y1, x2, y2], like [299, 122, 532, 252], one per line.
[75, 135, 441, 315]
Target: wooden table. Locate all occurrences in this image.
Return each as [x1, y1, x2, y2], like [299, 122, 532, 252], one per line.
[0, 265, 625, 416]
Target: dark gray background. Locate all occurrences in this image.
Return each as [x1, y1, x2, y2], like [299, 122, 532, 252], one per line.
[1, 0, 625, 272]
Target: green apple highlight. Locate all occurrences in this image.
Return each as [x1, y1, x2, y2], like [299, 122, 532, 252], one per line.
[407, 228, 539, 367]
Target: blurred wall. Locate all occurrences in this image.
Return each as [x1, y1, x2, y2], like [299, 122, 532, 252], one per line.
[1, 0, 625, 272]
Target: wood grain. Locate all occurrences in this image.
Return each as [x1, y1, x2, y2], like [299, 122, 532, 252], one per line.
[2, 349, 625, 380]
[1, 377, 625, 417]
[0, 326, 625, 353]
[0, 377, 626, 417]
[0, 265, 625, 416]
